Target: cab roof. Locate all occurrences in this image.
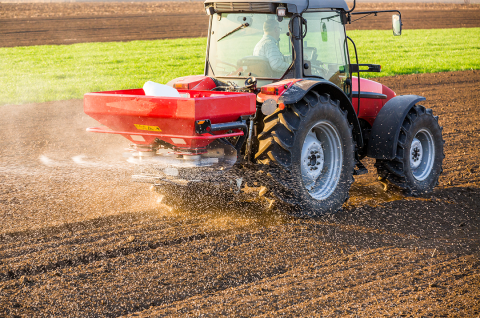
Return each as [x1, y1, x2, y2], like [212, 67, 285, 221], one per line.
[204, 0, 350, 14]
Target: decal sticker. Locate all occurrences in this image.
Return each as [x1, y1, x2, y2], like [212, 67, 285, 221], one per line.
[134, 124, 162, 132]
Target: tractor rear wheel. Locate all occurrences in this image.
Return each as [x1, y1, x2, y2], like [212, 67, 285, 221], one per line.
[375, 105, 444, 195]
[255, 91, 355, 217]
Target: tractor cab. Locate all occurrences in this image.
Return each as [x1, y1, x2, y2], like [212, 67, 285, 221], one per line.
[204, 0, 403, 98]
[205, 7, 351, 95]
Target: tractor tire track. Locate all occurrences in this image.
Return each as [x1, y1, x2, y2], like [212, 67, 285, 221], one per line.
[124, 250, 479, 317]
[0, 216, 245, 281]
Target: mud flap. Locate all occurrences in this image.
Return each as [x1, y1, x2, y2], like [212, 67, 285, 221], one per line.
[367, 95, 426, 159]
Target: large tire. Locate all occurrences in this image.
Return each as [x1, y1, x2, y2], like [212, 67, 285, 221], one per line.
[255, 91, 355, 217]
[375, 105, 444, 195]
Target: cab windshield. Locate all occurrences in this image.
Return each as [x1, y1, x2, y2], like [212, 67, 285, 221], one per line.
[208, 13, 292, 79]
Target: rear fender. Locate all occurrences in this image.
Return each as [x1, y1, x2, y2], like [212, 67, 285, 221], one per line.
[278, 79, 363, 149]
[367, 95, 426, 159]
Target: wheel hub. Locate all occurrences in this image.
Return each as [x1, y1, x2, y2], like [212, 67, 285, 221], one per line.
[301, 122, 342, 199]
[410, 137, 423, 169]
[410, 129, 435, 181]
[302, 137, 324, 186]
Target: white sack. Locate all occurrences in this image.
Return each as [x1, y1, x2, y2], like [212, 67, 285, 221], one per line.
[143, 81, 180, 98]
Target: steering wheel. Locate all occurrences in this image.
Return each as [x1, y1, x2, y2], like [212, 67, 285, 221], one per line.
[303, 46, 327, 77]
[308, 60, 328, 78]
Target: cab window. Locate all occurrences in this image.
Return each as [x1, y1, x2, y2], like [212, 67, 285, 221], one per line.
[302, 12, 350, 92]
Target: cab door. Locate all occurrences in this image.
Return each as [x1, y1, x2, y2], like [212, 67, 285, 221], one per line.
[302, 11, 350, 94]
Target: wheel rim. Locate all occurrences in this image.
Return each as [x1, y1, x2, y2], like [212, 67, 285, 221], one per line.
[301, 121, 343, 200]
[410, 128, 435, 181]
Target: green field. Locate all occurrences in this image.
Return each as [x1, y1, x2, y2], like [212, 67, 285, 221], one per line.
[1, 28, 478, 105]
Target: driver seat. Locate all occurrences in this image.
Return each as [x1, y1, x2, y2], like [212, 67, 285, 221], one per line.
[237, 56, 274, 78]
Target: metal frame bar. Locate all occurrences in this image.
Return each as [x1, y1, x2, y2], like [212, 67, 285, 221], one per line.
[86, 127, 244, 140]
[351, 10, 401, 17]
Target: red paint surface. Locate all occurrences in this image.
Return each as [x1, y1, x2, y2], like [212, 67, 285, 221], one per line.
[84, 88, 255, 148]
[170, 76, 217, 91]
[86, 127, 244, 139]
[352, 77, 396, 126]
[256, 79, 304, 103]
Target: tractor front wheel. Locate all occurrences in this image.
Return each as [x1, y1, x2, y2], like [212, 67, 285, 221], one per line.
[255, 91, 355, 217]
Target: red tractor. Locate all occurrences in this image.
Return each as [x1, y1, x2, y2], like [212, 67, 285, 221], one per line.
[84, 0, 444, 217]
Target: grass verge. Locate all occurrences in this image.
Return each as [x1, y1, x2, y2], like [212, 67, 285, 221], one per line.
[1, 28, 479, 105]
[1, 38, 205, 105]
[347, 28, 480, 77]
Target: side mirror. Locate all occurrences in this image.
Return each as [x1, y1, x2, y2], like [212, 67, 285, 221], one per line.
[392, 14, 402, 36]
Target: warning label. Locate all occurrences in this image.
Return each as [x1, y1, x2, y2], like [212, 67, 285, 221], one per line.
[134, 124, 162, 132]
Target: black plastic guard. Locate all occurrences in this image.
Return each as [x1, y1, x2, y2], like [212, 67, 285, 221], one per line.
[278, 79, 364, 149]
[367, 95, 426, 159]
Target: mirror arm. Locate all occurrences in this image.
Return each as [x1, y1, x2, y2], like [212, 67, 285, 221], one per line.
[346, 0, 356, 13]
[351, 10, 401, 20]
[345, 0, 355, 24]
[350, 10, 402, 35]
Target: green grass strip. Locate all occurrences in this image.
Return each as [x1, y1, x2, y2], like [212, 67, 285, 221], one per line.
[1, 28, 479, 105]
[1, 38, 206, 105]
[348, 28, 480, 77]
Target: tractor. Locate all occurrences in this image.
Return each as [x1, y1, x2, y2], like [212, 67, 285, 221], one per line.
[84, 0, 444, 217]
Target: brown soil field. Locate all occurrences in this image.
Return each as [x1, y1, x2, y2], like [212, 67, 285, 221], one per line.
[0, 70, 479, 316]
[1, 2, 479, 47]
[1, 2, 480, 316]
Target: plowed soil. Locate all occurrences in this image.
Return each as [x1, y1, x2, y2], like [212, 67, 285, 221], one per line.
[1, 2, 479, 47]
[1, 70, 479, 316]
